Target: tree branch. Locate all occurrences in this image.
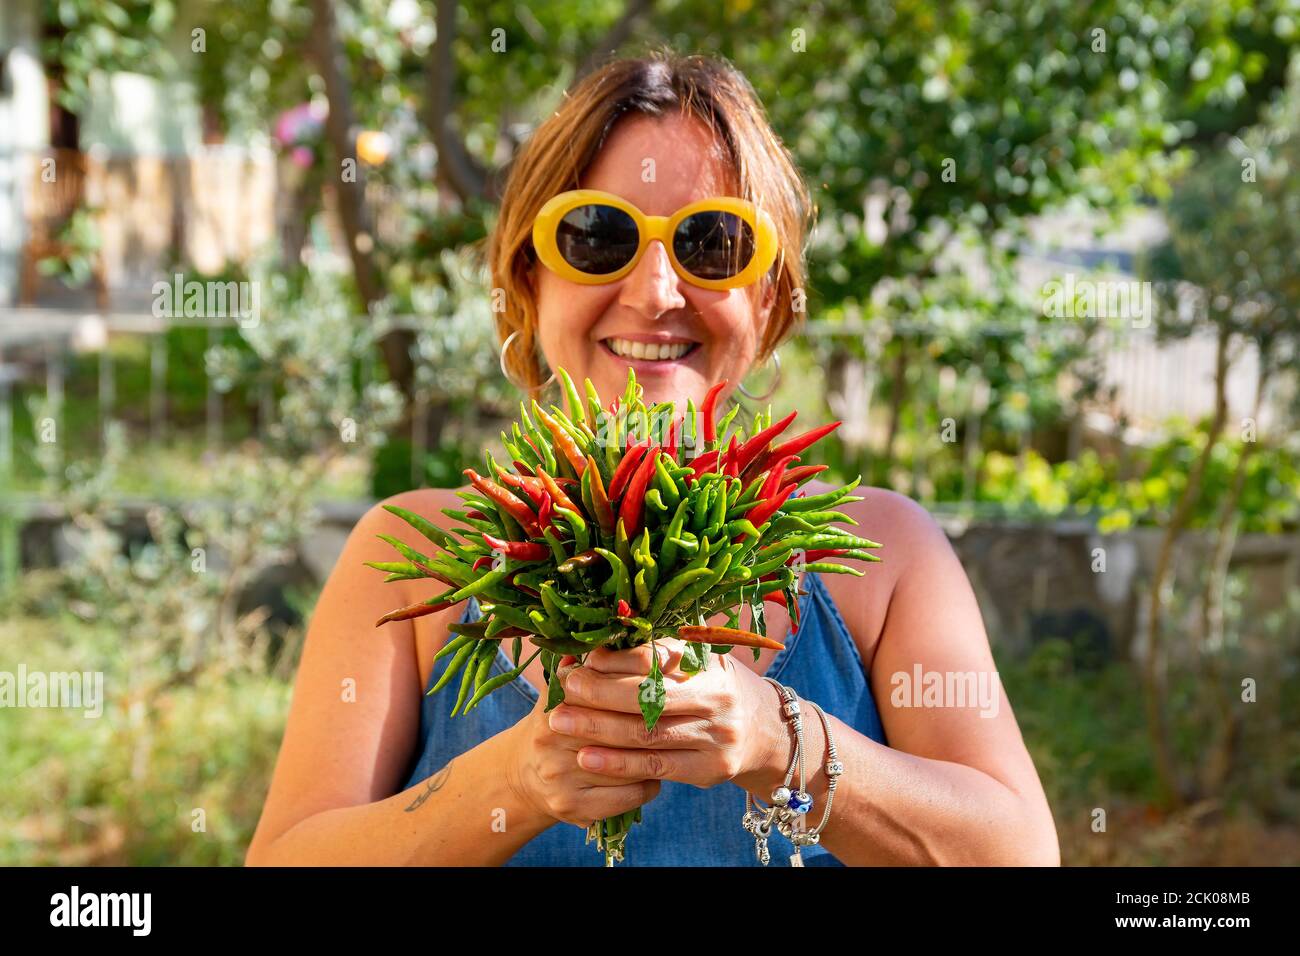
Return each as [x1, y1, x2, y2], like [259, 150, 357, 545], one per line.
[574, 0, 655, 79]
[308, 0, 414, 397]
[426, 0, 491, 202]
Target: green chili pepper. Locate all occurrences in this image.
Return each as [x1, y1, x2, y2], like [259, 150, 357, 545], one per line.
[451, 641, 494, 715]
[647, 567, 713, 620]
[542, 527, 569, 566]
[644, 488, 667, 514]
[782, 479, 862, 511]
[654, 454, 682, 508]
[464, 648, 542, 713]
[634, 568, 652, 611]
[431, 638, 477, 695]
[594, 547, 633, 606]
[530, 634, 595, 655]
[692, 483, 713, 534]
[669, 534, 699, 555]
[571, 622, 623, 645]
[444, 566, 513, 603]
[615, 518, 633, 574]
[800, 561, 866, 576]
[432, 631, 474, 665]
[659, 499, 689, 571]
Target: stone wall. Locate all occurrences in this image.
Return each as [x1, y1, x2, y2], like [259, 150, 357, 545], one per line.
[15, 500, 1300, 661]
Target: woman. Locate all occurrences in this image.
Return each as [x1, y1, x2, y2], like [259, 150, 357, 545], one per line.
[246, 52, 1059, 866]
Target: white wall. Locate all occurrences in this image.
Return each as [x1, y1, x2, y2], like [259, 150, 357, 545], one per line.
[0, 0, 50, 304]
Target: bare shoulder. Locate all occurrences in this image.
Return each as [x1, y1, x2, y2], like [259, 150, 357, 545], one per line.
[807, 483, 954, 671]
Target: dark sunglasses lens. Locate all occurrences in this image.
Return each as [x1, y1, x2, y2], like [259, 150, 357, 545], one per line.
[556, 204, 639, 275]
[673, 212, 755, 280]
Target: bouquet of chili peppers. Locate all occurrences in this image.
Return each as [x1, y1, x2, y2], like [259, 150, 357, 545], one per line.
[368, 368, 880, 864]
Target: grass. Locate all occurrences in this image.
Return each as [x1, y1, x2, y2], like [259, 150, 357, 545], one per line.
[0, 609, 297, 866]
[2, 602, 1296, 865]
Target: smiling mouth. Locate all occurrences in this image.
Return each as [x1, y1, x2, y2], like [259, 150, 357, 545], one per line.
[602, 337, 699, 362]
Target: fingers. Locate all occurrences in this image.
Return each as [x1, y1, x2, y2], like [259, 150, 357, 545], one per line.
[551, 780, 662, 828]
[548, 703, 711, 749]
[582, 640, 684, 675]
[574, 746, 710, 782]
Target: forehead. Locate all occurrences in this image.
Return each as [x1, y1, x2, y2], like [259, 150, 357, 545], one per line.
[579, 112, 739, 215]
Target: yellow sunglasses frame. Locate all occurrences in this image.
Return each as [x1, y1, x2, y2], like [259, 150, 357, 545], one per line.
[531, 189, 780, 291]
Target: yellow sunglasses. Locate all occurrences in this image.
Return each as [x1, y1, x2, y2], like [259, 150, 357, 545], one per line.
[531, 189, 780, 291]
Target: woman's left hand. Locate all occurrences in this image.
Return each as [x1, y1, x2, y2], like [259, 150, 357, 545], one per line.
[548, 641, 781, 788]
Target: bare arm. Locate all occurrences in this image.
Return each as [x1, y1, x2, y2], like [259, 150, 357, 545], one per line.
[245, 490, 657, 866]
[245, 491, 548, 865]
[737, 490, 1060, 865]
[552, 489, 1060, 866]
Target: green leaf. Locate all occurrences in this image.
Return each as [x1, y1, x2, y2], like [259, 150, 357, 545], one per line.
[637, 646, 666, 731]
[546, 667, 565, 712]
[679, 640, 706, 675]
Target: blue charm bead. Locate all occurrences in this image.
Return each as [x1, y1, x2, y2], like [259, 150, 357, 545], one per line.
[788, 790, 813, 814]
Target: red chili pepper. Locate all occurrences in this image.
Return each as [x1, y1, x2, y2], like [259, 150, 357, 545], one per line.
[585, 454, 616, 535]
[463, 469, 542, 537]
[801, 548, 847, 562]
[688, 449, 720, 480]
[499, 472, 548, 510]
[537, 494, 553, 529]
[721, 433, 740, 477]
[618, 446, 660, 536]
[700, 381, 728, 445]
[608, 439, 649, 501]
[732, 410, 798, 475]
[471, 555, 494, 572]
[759, 454, 799, 502]
[665, 415, 681, 462]
[782, 464, 829, 486]
[762, 590, 787, 608]
[747, 480, 798, 527]
[480, 531, 549, 561]
[465, 509, 489, 521]
[616, 599, 633, 618]
[512, 458, 536, 477]
[535, 466, 580, 514]
[751, 421, 842, 477]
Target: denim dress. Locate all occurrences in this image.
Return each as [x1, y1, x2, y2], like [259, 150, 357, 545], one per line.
[400, 572, 888, 865]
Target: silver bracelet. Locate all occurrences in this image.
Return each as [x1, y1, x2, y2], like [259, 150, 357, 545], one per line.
[799, 699, 844, 846]
[742, 678, 815, 866]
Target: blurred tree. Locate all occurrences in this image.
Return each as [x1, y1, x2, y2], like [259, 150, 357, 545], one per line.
[1140, 59, 1300, 807]
[40, 0, 1300, 467]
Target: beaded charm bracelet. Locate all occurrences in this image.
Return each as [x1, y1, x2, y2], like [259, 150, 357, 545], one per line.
[741, 678, 845, 866]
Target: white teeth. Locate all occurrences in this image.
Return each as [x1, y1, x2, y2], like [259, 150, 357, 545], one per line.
[605, 338, 693, 361]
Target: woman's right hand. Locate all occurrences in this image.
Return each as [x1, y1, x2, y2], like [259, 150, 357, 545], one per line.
[506, 659, 661, 829]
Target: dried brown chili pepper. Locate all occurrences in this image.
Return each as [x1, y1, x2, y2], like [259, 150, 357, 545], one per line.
[677, 624, 785, 651]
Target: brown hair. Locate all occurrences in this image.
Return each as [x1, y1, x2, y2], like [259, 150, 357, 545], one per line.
[487, 50, 813, 390]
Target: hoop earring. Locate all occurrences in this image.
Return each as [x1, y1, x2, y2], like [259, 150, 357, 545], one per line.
[738, 350, 782, 402]
[499, 330, 557, 391]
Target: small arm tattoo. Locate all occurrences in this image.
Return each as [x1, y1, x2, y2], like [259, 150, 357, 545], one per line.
[405, 760, 454, 812]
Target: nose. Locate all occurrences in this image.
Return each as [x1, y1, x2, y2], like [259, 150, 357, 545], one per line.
[617, 239, 687, 319]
